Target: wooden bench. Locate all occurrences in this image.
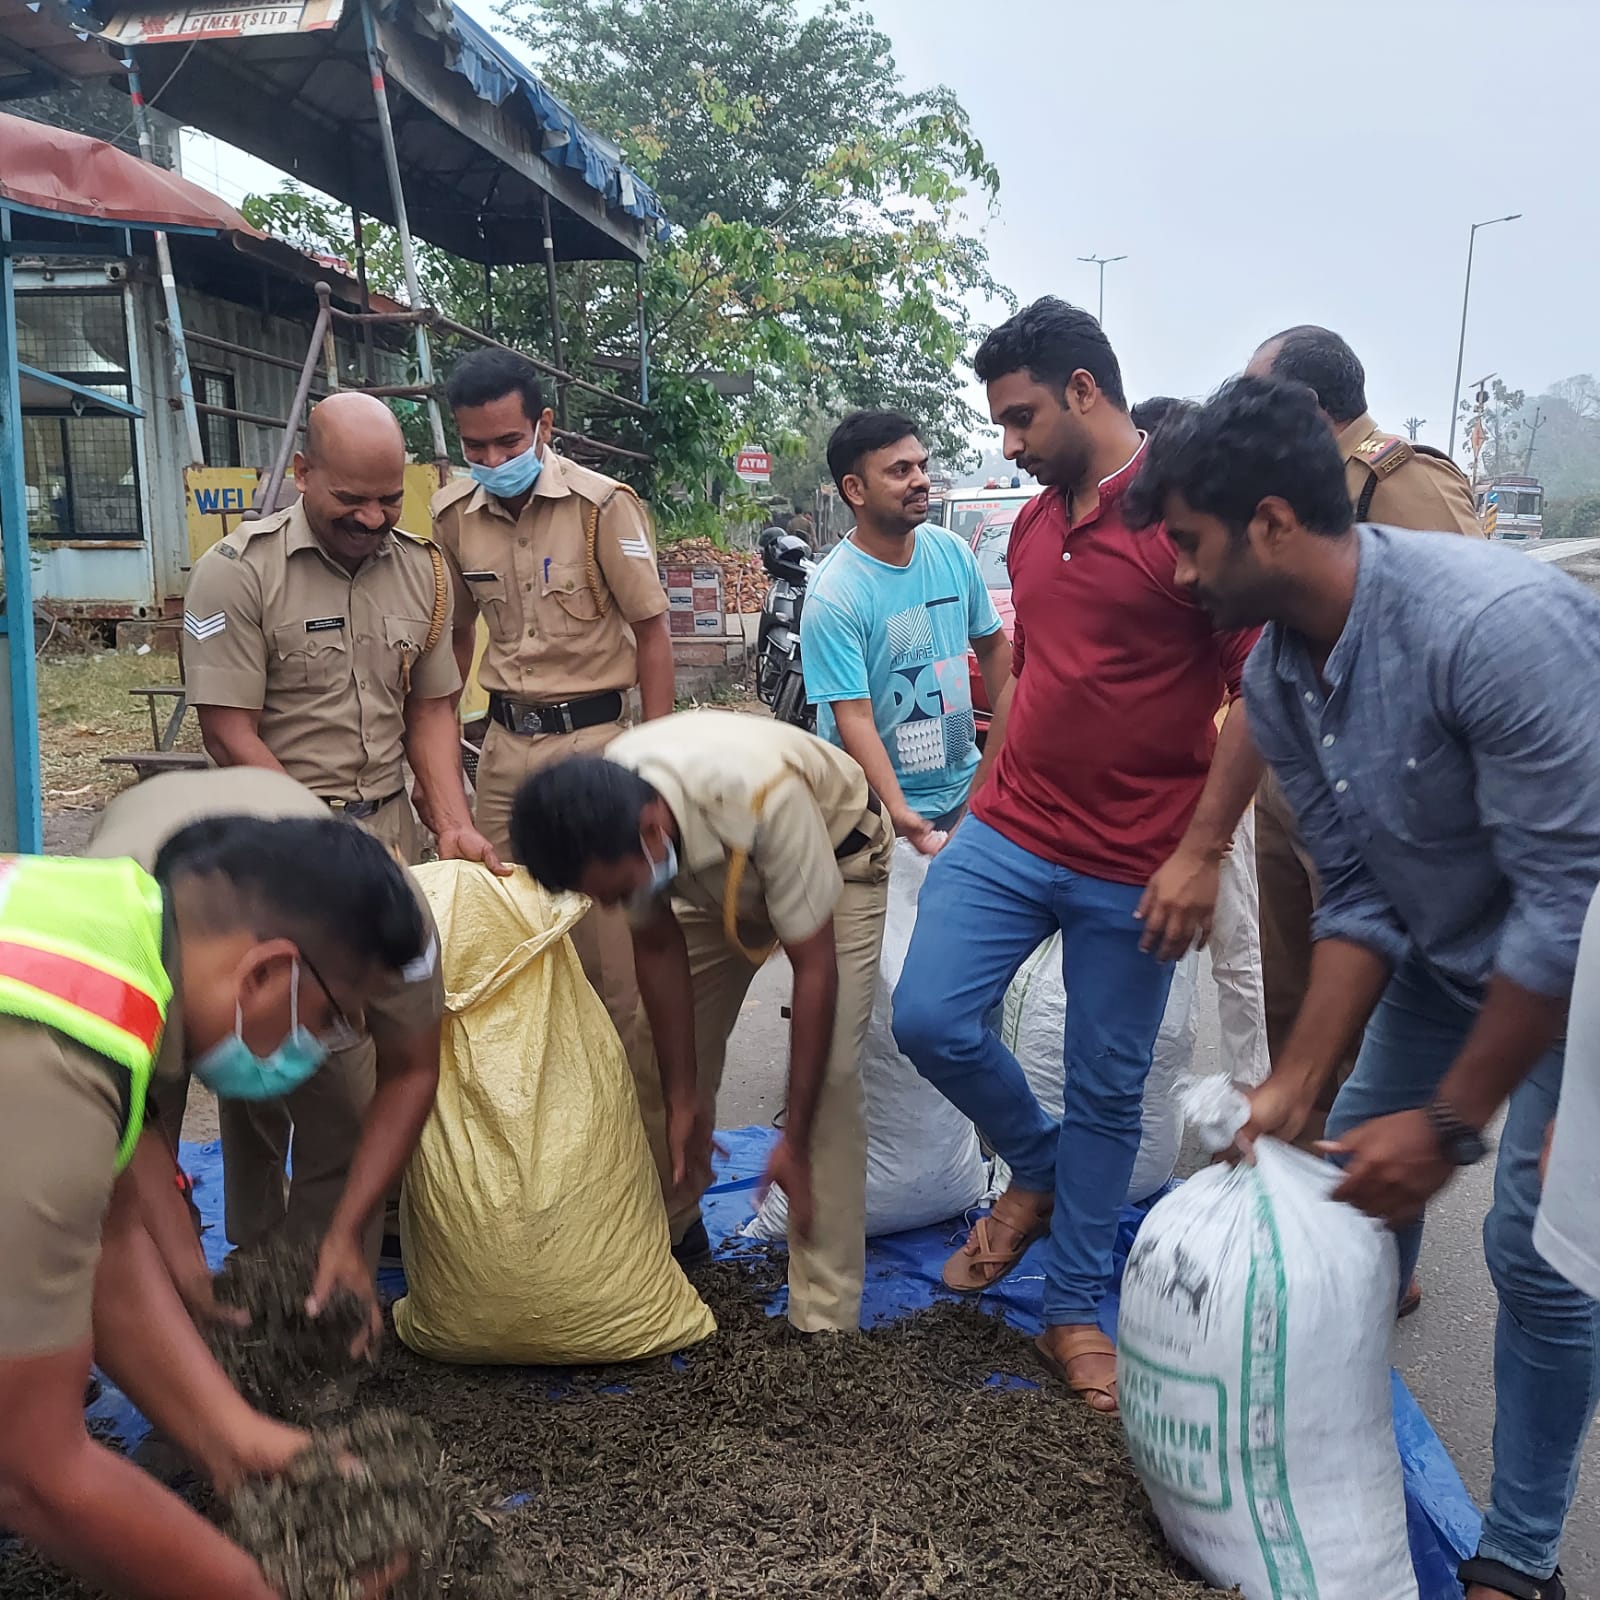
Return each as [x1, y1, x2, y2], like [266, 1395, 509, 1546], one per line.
[128, 684, 188, 752]
[101, 750, 209, 782]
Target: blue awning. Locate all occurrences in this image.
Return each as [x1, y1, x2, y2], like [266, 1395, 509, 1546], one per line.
[92, 0, 669, 264]
[410, 0, 667, 242]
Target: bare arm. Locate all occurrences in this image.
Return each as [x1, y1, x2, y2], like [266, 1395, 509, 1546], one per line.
[831, 699, 938, 852]
[1138, 700, 1266, 959]
[1238, 939, 1393, 1147]
[968, 673, 1015, 806]
[633, 611, 676, 721]
[194, 704, 288, 773]
[973, 627, 1013, 717]
[0, 1338, 281, 1600]
[404, 693, 508, 873]
[309, 1022, 442, 1354]
[449, 617, 477, 712]
[631, 907, 707, 1193]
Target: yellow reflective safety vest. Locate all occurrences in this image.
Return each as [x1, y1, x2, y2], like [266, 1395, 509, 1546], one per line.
[0, 855, 172, 1171]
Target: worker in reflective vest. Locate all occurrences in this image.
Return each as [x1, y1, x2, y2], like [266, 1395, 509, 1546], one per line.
[0, 817, 427, 1600]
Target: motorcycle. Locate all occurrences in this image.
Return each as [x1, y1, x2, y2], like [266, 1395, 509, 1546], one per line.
[755, 527, 817, 730]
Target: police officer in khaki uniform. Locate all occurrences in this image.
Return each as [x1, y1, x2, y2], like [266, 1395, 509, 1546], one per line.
[180, 392, 494, 1281]
[0, 818, 425, 1600]
[510, 711, 891, 1332]
[432, 348, 678, 1233]
[88, 767, 445, 1343]
[1245, 327, 1483, 1314]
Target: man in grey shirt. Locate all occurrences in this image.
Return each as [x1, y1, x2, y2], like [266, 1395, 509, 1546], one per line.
[1125, 374, 1600, 1600]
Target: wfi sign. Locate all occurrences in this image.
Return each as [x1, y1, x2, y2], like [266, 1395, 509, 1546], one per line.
[735, 446, 772, 484]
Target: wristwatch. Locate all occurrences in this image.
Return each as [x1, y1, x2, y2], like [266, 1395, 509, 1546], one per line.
[1425, 1099, 1489, 1167]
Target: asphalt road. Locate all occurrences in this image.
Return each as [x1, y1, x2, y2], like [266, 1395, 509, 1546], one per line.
[718, 947, 1600, 1597]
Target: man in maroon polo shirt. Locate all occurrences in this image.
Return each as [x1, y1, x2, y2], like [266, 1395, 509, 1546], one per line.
[893, 298, 1261, 1413]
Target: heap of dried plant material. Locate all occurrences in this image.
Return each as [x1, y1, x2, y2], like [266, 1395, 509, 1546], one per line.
[352, 1252, 1240, 1599]
[5, 1252, 1238, 1599]
[227, 1411, 525, 1600]
[660, 537, 770, 612]
[208, 1237, 370, 1419]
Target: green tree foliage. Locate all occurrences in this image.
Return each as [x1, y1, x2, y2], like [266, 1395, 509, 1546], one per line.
[242, 0, 1001, 536]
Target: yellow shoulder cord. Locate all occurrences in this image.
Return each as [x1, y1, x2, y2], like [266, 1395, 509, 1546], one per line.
[722, 775, 787, 966]
[584, 502, 614, 617]
[401, 542, 449, 698]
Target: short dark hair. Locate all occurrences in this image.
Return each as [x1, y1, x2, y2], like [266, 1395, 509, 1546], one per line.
[510, 757, 659, 892]
[1124, 375, 1354, 539]
[974, 297, 1127, 410]
[1259, 326, 1367, 425]
[1130, 396, 1193, 436]
[153, 817, 427, 979]
[443, 347, 546, 423]
[826, 410, 921, 499]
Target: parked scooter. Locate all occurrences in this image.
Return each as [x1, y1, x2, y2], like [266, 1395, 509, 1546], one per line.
[756, 527, 817, 730]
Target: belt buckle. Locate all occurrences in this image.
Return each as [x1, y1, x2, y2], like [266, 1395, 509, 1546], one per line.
[327, 797, 348, 813]
[516, 706, 544, 736]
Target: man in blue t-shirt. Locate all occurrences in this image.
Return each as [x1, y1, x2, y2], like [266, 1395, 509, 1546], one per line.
[801, 411, 1011, 855]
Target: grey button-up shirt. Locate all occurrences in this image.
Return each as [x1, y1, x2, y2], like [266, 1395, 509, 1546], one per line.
[1246, 524, 1600, 1001]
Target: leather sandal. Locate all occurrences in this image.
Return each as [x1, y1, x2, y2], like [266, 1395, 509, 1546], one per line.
[1398, 1274, 1423, 1319]
[1034, 1327, 1118, 1415]
[1458, 1556, 1565, 1599]
[941, 1191, 1053, 1293]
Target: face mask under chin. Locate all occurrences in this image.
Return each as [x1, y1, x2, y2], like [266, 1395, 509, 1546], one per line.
[626, 831, 678, 917]
[190, 956, 331, 1101]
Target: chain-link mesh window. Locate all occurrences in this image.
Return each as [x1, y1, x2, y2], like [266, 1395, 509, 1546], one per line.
[17, 291, 142, 542]
[195, 367, 242, 467]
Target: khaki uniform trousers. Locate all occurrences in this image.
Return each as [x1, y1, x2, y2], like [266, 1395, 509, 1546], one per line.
[213, 790, 422, 1267]
[472, 717, 674, 1214]
[1255, 770, 1360, 1143]
[674, 859, 887, 1332]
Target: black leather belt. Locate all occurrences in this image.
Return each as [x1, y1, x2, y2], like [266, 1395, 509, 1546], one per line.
[326, 789, 404, 821]
[835, 791, 883, 859]
[488, 689, 624, 737]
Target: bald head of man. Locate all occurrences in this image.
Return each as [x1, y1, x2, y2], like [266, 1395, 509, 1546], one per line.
[293, 391, 408, 571]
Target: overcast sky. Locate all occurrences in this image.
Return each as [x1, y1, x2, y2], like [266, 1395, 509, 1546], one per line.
[187, 0, 1598, 460]
[870, 0, 1599, 453]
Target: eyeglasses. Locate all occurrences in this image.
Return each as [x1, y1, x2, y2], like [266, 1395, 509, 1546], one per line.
[297, 951, 365, 1052]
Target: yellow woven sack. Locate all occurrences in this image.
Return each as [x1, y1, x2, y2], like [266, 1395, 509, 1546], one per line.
[394, 861, 715, 1363]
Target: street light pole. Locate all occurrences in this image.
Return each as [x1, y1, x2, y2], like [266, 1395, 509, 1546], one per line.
[1447, 213, 1521, 461]
[1077, 254, 1127, 324]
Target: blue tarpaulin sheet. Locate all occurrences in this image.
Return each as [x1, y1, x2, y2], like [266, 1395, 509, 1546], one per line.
[89, 1126, 1478, 1598]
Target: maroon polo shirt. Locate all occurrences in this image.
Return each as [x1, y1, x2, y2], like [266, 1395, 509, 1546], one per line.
[972, 443, 1259, 885]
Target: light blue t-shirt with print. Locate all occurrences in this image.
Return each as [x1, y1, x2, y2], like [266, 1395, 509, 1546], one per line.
[801, 527, 1003, 822]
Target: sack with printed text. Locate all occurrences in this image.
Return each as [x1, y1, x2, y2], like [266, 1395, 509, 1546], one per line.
[1116, 1077, 1416, 1600]
[990, 937, 1199, 1205]
[745, 839, 989, 1240]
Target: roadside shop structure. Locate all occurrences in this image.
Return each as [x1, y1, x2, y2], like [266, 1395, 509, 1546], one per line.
[1, 0, 672, 850]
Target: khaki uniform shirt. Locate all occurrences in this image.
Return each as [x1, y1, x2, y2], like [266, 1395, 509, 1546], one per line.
[182, 501, 461, 802]
[609, 711, 890, 947]
[1338, 413, 1484, 537]
[431, 452, 668, 703]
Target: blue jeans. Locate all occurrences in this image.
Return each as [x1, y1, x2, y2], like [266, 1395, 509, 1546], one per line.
[892, 818, 1174, 1326]
[1328, 957, 1600, 1580]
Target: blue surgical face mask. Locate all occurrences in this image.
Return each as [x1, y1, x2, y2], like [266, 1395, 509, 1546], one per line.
[627, 831, 677, 917]
[191, 958, 330, 1101]
[469, 439, 543, 499]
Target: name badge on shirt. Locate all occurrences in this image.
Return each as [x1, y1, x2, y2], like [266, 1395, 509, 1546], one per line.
[462, 570, 501, 583]
[305, 616, 346, 633]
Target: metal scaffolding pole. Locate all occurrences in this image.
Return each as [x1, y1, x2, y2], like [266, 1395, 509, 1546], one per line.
[126, 58, 206, 467]
[540, 195, 569, 426]
[0, 206, 43, 851]
[358, 0, 449, 467]
[636, 260, 649, 407]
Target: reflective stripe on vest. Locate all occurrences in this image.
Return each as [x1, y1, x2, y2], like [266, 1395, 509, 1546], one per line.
[0, 856, 171, 1172]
